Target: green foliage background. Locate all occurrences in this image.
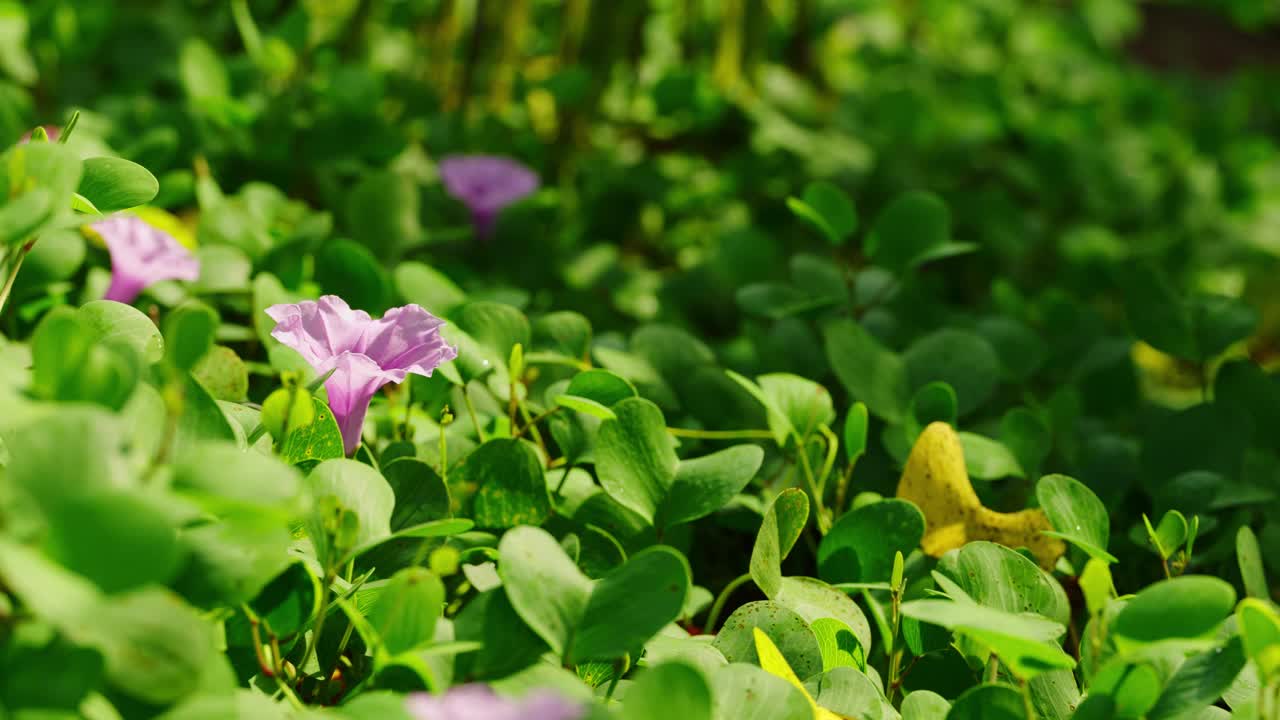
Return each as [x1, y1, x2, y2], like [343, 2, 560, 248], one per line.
[2, 1, 1280, 719]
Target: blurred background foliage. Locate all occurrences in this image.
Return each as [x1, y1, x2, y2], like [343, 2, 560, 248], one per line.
[7, 0, 1280, 585]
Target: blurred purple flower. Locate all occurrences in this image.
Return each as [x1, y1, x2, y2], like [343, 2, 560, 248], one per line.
[266, 296, 457, 454]
[406, 685, 584, 720]
[438, 155, 539, 237]
[92, 215, 200, 305]
[19, 125, 60, 144]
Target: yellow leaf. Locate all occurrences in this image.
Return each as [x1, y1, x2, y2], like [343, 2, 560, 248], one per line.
[896, 422, 1065, 569]
[753, 628, 847, 720]
[132, 206, 198, 249]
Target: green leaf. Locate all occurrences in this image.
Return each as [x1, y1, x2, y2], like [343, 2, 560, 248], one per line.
[77, 157, 159, 212]
[1147, 634, 1247, 720]
[1238, 526, 1269, 600]
[383, 457, 451, 531]
[1000, 407, 1051, 479]
[0, 636, 102, 712]
[394, 261, 467, 316]
[774, 576, 873, 659]
[711, 664, 812, 720]
[593, 345, 679, 411]
[565, 369, 637, 408]
[192, 346, 249, 402]
[453, 588, 549, 680]
[1147, 510, 1189, 558]
[179, 38, 230, 100]
[92, 588, 218, 705]
[631, 324, 716, 382]
[954, 542, 1071, 626]
[908, 381, 957, 439]
[244, 562, 318, 641]
[903, 329, 1000, 416]
[818, 499, 925, 584]
[804, 666, 894, 719]
[810, 617, 866, 672]
[712, 601, 824, 681]
[901, 691, 950, 720]
[278, 397, 345, 464]
[555, 393, 616, 420]
[533, 310, 593, 360]
[0, 140, 82, 224]
[308, 459, 395, 566]
[1120, 262, 1195, 358]
[900, 599, 1065, 644]
[77, 300, 164, 364]
[173, 373, 238, 455]
[946, 684, 1025, 720]
[0, 3, 37, 85]
[459, 438, 551, 529]
[175, 513, 294, 608]
[345, 170, 421, 259]
[843, 403, 868, 464]
[30, 306, 137, 410]
[2, 407, 124, 511]
[497, 526, 592, 658]
[367, 567, 446, 655]
[788, 181, 857, 245]
[454, 301, 532, 371]
[0, 186, 53, 244]
[315, 239, 391, 313]
[1091, 660, 1163, 718]
[620, 661, 713, 720]
[750, 488, 810, 598]
[864, 190, 952, 275]
[155, 690, 292, 720]
[595, 397, 678, 523]
[44, 490, 183, 594]
[164, 301, 218, 372]
[658, 444, 764, 529]
[1237, 598, 1280, 680]
[822, 318, 909, 423]
[1188, 294, 1258, 360]
[958, 431, 1025, 480]
[758, 373, 837, 442]
[570, 545, 690, 662]
[1112, 576, 1235, 646]
[1036, 474, 1115, 563]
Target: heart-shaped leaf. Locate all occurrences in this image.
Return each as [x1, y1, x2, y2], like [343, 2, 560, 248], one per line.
[595, 397, 678, 523]
[818, 499, 925, 584]
[1037, 474, 1115, 562]
[77, 157, 159, 212]
[750, 488, 810, 598]
[657, 444, 763, 529]
[570, 545, 690, 662]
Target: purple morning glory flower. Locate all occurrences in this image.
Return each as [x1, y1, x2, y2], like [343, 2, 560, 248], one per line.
[266, 296, 458, 455]
[438, 155, 539, 237]
[92, 215, 200, 305]
[405, 684, 584, 720]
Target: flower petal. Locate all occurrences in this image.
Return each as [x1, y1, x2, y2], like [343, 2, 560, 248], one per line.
[266, 295, 373, 370]
[324, 352, 396, 456]
[439, 155, 539, 215]
[356, 303, 458, 378]
[92, 215, 200, 304]
[405, 685, 581, 720]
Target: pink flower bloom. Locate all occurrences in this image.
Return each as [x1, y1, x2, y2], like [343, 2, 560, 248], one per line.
[92, 215, 200, 304]
[438, 155, 539, 237]
[19, 125, 60, 144]
[406, 685, 583, 720]
[266, 296, 458, 454]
